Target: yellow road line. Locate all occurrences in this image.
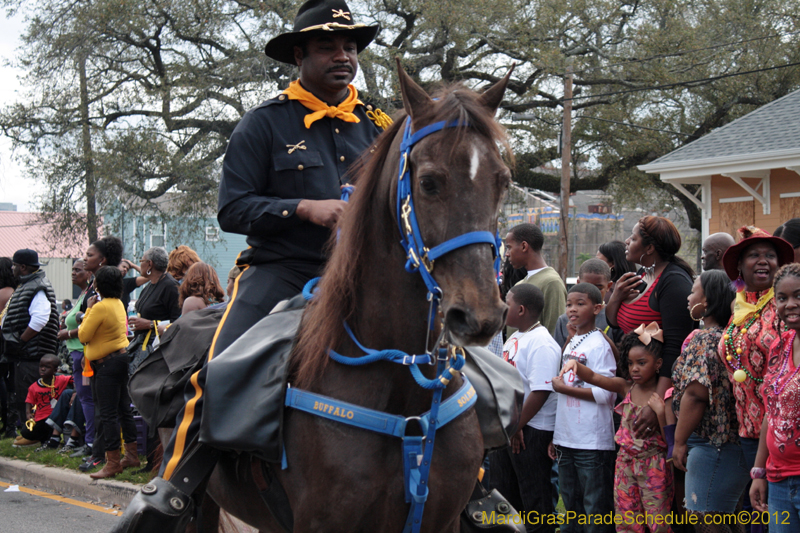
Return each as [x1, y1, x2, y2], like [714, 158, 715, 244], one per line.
[0, 480, 122, 516]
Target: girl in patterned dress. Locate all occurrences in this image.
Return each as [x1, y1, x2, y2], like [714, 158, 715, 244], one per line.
[751, 264, 800, 532]
[561, 324, 672, 533]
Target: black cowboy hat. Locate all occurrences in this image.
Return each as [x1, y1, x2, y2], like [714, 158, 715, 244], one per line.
[721, 226, 795, 281]
[264, 0, 380, 65]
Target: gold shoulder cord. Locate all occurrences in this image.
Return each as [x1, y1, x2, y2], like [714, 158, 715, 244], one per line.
[367, 109, 393, 130]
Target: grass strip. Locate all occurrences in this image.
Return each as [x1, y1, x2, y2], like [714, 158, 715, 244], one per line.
[0, 437, 151, 485]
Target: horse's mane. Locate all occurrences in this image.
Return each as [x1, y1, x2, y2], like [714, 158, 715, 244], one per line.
[290, 82, 512, 389]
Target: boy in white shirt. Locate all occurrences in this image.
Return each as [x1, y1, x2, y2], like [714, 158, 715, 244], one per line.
[490, 283, 561, 533]
[551, 283, 616, 533]
[553, 259, 622, 348]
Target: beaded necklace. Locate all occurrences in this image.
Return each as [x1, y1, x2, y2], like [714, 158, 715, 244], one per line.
[771, 329, 800, 396]
[723, 296, 772, 383]
[568, 328, 599, 352]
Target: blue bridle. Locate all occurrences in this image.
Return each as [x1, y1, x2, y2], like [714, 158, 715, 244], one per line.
[290, 116, 502, 533]
[396, 117, 503, 311]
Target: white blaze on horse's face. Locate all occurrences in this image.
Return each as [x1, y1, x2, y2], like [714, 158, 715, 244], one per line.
[469, 142, 479, 181]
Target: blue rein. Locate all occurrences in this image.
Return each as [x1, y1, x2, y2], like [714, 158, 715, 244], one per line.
[288, 116, 496, 533]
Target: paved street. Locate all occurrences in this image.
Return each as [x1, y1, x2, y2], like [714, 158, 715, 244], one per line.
[0, 477, 120, 532]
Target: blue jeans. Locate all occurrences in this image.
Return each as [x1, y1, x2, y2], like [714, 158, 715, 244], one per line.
[555, 446, 615, 533]
[684, 434, 749, 513]
[47, 389, 80, 433]
[740, 437, 764, 533]
[769, 476, 800, 533]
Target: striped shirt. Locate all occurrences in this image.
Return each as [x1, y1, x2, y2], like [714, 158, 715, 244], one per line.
[616, 274, 662, 333]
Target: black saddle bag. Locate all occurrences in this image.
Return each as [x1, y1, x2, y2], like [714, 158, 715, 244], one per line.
[199, 295, 306, 462]
[128, 306, 225, 435]
[199, 288, 522, 462]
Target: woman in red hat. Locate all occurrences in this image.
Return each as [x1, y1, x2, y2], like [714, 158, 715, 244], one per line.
[717, 226, 794, 472]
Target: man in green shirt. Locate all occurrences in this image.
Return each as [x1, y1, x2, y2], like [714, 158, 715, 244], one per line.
[504, 223, 567, 336]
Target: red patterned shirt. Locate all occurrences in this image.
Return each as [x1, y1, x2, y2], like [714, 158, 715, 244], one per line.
[718, 292, 782, 439]
[761, 330, 800, 482]
[25, 375, 71, 422]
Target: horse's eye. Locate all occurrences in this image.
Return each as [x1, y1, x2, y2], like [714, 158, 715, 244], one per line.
[419, 176, 438, 195]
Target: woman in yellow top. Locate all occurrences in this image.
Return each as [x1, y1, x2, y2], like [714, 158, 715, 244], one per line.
[78, 266, 140, 479]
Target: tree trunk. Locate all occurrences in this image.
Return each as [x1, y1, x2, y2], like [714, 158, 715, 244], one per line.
[79, 52, 98, 243]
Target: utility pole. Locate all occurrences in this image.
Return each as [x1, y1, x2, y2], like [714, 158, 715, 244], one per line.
[559, 62, 573, 281]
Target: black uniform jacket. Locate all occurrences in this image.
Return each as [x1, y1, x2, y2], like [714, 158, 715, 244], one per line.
[217, 94, 384, 264]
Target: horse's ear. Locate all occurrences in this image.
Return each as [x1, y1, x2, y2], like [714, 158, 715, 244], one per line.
[478, 64, 516, 115]
[396, 58, 433, 120]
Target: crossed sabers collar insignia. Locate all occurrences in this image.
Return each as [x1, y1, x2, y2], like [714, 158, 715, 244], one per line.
[332, 9, 351, 20]
[286, 140, 307, 154]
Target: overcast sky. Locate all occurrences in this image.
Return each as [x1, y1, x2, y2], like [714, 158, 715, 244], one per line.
[0, 10, 35, 211]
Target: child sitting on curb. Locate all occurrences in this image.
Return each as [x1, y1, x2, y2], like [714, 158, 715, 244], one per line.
[37, 388, 86, 452]
[12, 354, 72, 448]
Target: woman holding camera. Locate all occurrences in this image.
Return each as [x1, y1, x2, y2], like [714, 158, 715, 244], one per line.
[127, 247, 180, 339]
[606, 216, 695, 397]
[60, 236, 124, 471]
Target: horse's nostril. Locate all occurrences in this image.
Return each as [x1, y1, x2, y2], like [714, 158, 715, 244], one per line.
[445, 307, 505, 342]
[445, 308, 471, 335]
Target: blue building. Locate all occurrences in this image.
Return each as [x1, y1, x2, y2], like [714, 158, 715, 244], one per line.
[104, 196, 249, 288]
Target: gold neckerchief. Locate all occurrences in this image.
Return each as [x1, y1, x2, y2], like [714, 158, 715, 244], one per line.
[282, 80, 361, 129]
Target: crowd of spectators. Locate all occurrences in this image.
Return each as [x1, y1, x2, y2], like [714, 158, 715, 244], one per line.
[0, 242, 230, 480]
[0, 215, 798, 529]
[489, 216, 800, 533]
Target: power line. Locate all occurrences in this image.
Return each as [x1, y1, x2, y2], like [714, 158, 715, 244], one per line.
[571, 29, 800, 74]
[577, 115, 698, 137]
[509, 113, 560, 126]
[509, 112, 696, 137]
[565, 60, 800, 101]
[0, 222, 54, 228]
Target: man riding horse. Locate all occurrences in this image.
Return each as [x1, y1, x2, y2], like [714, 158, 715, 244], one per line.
[115, 1, 523, 531]
[115, 0, 385, 529]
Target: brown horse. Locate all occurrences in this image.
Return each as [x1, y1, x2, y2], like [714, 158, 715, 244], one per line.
[205, 65, 514, 532]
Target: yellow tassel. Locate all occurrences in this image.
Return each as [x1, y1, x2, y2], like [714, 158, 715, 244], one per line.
[26, 406, 36, 431]
[367, 109, 393, 130]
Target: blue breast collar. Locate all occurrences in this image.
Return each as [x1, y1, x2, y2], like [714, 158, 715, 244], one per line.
[286, 375, 477, 507]
[287, 116, 495, 533]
